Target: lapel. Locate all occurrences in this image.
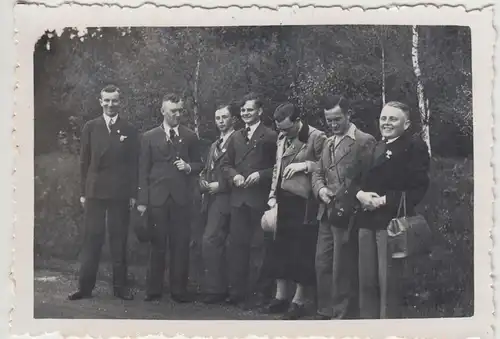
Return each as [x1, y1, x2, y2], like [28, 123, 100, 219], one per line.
[370, 133, 410, 170]
[154, 125, 177, 157]
[205, 142, 218, 172]
[329, 137, 355, 168]
[97, 115, 118, 160]
[236, 123, 266, 165]
[213, 131, 234, 164]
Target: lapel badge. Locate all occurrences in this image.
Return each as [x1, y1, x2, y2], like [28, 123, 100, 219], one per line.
[385, 150, 392, 159]
[117, 129, 120, 134]
[119, 135, 128, 142]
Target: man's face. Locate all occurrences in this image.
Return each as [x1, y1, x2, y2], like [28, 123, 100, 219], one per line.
[161, 100, 184, 127]
[379, 105, 410, 139]
[324, 105, 350, 136]
[215, 106, 234, 134]
[99, 90, 120, 117]
[240, 100, 262, 126]
[275, 117, 300, 138]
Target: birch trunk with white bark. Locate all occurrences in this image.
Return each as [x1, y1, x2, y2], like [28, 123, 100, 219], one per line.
[411, 25, 432, 156]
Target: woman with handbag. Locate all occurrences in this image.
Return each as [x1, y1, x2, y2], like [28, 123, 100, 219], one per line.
[354, 101, 430, 319]
[262, 103, 326, 319]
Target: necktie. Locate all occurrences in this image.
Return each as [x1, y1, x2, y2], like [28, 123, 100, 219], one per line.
[243, 127, 251, 143]
[108, 119, 114, 133]
[169, 129, 176, 142]
[217, 138, 224, 150]
[285, 138, 293, 149]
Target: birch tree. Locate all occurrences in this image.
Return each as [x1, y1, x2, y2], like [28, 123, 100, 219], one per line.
[411, 25, 432, 156]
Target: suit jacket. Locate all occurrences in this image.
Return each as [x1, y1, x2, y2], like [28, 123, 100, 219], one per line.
[80, 115, 139, 200]
[312, 126, 376, 221]
[137, 124, 203, 207]
[199, 133, 235, 214]
[355, 131, 430, 230]
[220, 122, 277, 210]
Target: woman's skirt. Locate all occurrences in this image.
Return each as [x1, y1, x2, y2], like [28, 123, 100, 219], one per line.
[268, 189, 319, 285]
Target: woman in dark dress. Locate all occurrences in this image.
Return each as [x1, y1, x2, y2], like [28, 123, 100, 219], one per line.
[263, 103, 326, 319]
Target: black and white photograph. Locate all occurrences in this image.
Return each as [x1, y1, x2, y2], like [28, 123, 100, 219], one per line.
[32, 23, 474, 320]
[10, 3, 495, 338]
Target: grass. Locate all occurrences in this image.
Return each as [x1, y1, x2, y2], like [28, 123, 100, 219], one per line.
[34, 151, 473, 318]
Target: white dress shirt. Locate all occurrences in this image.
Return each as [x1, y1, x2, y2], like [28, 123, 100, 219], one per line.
[103, 114, 118, 132]
[163, 122, 180, 140]
[246, 121, 261, 140]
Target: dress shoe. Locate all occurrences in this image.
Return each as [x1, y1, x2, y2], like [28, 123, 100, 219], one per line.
[144, 294, 162, 302]
[170, 293, 193, 303]
[313, 313, 332, 320]
[114, 289, 134, 300]
[282, 302, 306, 320]
[202, 293, 228, 304]
[264, 298, 289, 314]
[67, 290, 92, 301]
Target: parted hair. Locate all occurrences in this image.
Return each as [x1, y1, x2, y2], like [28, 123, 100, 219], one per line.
[320, 93, 351, 113]
[162, 93, 183, 103]
[273, 102, 300, 122]
[241, 92, 263, 110]
[384, 101, 411, 120]
[100, 84, 120, 95]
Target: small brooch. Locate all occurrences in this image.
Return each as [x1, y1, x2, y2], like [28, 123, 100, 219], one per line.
[385, 150, 392, 159]
[221, 148, 226, 153]
[119, 135, 128, 142]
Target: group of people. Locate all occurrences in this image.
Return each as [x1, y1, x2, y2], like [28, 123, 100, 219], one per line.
[68, 84, 430, 320]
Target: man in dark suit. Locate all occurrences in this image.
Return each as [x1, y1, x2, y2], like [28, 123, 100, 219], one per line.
[69, 84, 139, 301]
[220, 93, 277, 306]
[136, 93, 203, 303]
[199, 102, 241, 304]
[311, 94, 376, 319]
[355, 101, 430, 319]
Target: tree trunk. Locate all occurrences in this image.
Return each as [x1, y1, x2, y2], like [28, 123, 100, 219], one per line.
[411, 25, 432, 156]
[381, 37, 386, 106]
[192, 53, 201, 138]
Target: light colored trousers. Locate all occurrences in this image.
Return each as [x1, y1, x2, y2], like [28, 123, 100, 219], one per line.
[358, 228, 402, 319]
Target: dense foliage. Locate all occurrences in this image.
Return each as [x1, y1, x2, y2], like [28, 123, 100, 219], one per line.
[34, 26, 472, 156]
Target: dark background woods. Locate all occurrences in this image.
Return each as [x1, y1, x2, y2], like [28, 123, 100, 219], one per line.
[33, 26, 473, 318]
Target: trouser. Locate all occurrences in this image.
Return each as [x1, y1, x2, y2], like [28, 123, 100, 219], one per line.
[146, 197, 191, 296]
[358, 228, 401, 319]
[202, 197, 230, 294]
[227, 203, 273, 299]
[78, 198, 130, 293]
[315, 218, 359, 319]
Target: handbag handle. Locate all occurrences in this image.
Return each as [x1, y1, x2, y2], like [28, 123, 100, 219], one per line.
[396, 191, 407, 218]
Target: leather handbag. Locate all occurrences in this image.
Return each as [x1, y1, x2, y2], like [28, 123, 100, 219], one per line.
[387, 192, 432, 259]
[281, 172, 311, 199]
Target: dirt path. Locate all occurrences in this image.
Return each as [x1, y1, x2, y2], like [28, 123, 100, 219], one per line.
[34, 268, 283, 320]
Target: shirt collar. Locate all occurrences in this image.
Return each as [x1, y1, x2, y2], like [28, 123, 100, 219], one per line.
[246, 120, 261, 136]
[328, 123, 357, 142]
[386, 136, 400, 144]
[163, 122, 180, 137]
[220, 129, 235, 146]
[103, 114, 118, 125]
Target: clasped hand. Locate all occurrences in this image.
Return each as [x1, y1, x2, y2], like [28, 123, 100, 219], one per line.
[233, 172, 260, 188]
[200, 180, 220, 194]
[356, 191, 385, 211]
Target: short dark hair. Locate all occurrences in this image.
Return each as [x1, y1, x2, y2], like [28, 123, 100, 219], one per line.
[216, 102, 241, 119]
[241, 92, 263, 110]
[320, 94, 351, 113]
[384, 101, 411, 120]
[273, 102, 300, 122]
[162, 93, 183, 103]
[100, 84, 120, 95]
